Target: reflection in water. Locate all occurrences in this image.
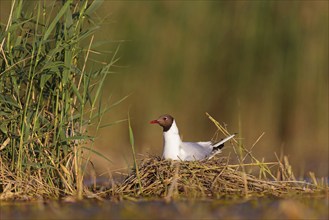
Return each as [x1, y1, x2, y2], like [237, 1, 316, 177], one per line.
[1, 198, 328, 220]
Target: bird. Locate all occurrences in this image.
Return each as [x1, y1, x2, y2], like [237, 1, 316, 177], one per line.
[150, 114, 235, 161]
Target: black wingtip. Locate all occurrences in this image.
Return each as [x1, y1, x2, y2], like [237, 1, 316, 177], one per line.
[212, 143, 224, 151]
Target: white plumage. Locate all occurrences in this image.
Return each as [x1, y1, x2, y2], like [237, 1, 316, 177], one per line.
[150, 114, 235, 161]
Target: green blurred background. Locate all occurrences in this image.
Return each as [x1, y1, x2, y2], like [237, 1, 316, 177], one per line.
[1, 1, 328, 177]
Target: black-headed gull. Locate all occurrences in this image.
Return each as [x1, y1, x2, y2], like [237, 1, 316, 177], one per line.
[150, 114, 235, 161]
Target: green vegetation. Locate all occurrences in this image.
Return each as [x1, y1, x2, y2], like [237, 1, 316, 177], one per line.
[0, 0, 327, 204]
[0, 0, 119, 200]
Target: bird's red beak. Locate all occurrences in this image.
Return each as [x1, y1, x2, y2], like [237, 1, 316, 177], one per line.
[150, 120, 159, 124]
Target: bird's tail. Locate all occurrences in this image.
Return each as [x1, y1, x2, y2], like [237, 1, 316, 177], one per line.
[212, 134, 236, 149]
[208, 134, 236, 160]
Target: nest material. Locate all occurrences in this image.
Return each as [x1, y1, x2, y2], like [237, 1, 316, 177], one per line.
[111, 155, 315, 199]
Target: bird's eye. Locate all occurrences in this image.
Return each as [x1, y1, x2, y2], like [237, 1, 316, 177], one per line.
[163, 117, 167, 120]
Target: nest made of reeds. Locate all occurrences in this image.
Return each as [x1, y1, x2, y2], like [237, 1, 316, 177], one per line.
[108, 154, 322, 200]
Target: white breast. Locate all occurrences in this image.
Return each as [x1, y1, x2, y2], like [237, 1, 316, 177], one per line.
[162, 120, 182, 160]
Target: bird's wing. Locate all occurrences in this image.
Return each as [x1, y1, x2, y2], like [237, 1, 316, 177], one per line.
[180, 142, 213, 161]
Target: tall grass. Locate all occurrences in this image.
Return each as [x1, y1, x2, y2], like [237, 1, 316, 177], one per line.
[0, 0, 117, 200]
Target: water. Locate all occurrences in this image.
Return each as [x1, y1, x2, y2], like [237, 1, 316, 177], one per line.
[1, 197, 328, 220]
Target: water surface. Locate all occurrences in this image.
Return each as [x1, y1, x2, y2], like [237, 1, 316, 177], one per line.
[1, 197, 328, 220]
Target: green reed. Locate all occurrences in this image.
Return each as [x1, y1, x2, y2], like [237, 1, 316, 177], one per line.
[0, 0, 118, 199]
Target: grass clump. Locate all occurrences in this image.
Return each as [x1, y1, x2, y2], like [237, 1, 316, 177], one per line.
[0, 0, 118, 200]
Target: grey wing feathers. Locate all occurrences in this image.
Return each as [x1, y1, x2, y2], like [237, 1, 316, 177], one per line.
[180, 142, 213, 161]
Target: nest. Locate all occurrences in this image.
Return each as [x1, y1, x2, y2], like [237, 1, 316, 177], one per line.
[109, 155, 318, 200]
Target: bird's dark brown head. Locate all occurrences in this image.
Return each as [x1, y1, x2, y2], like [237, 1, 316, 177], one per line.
[150, 114, 174, 132]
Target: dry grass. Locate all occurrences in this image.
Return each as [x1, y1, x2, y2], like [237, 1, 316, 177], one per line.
[106, 154, 327, 201]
